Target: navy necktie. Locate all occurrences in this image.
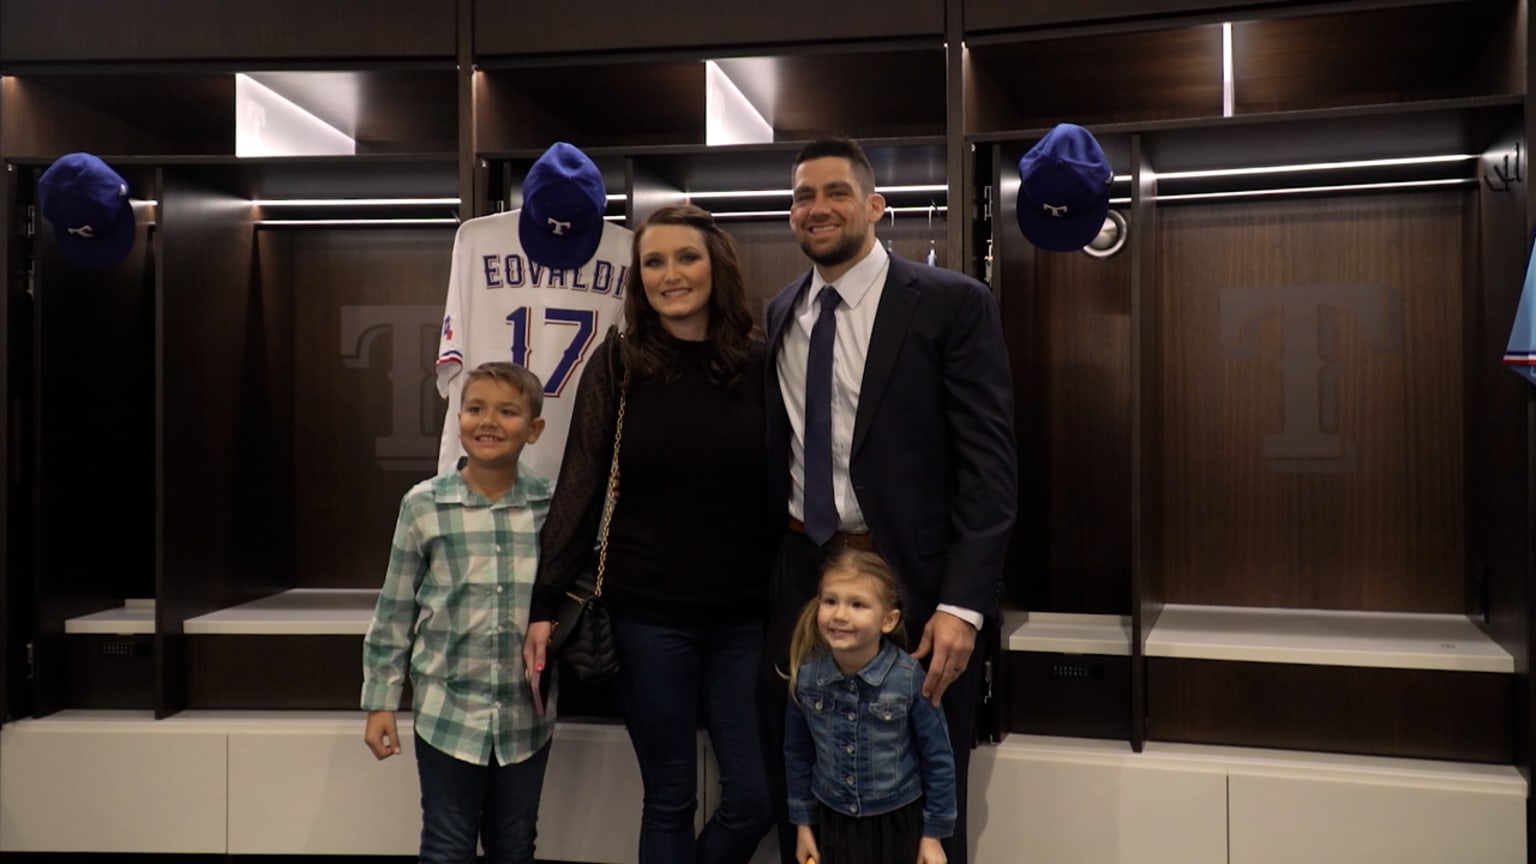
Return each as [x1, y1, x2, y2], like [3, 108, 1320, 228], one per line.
[803, 286, 841, 546]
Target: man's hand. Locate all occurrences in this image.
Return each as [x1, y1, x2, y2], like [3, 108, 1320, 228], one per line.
[911, 610, 976, 707]
[363, 709, 401, 760]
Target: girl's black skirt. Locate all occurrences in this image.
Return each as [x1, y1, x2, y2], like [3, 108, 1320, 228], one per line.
[814, 796, 924, 863]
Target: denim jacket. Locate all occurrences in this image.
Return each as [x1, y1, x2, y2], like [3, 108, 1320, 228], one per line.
[783, 640, 957, 838]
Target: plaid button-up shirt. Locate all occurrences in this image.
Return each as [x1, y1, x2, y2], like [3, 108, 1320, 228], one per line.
[362, 469, 554, 766]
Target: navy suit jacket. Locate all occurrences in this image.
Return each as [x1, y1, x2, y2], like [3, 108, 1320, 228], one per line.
[765, 253, 1018, 627]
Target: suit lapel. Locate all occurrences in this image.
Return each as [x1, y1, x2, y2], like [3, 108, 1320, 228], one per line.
[766, 273, 811, 355]
[852, 257, 918, 458]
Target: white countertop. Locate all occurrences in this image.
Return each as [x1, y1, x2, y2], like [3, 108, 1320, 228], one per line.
[183, 589, 378, 635]
[1144, 604, 1513, 673]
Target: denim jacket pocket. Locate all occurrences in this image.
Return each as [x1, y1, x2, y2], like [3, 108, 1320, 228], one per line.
[866, 697, 909, 737]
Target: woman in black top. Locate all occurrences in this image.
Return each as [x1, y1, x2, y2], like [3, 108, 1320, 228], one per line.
[526, 204, 775, 864]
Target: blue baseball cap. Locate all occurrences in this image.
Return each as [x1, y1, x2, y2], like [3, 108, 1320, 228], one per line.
[518, 142, 607, 271]
[37, 153, 137, 269]
[1015, 124, 1113, 252]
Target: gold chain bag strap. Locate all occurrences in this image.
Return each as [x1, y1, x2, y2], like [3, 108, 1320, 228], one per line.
[591, 369, 628, 598]
[547, 368, 628, 683]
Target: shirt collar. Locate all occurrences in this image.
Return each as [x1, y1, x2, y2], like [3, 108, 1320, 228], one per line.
[809, 240, 889, 311]
[432, 467, 552, 508]
[813, 639, 902, 687]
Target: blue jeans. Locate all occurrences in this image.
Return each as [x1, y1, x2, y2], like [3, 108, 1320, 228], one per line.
[615, 618, 774, 864]
[415, 734, 551, 864]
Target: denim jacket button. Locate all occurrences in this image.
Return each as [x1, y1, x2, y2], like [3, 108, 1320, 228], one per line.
[844, 744, 854, 754]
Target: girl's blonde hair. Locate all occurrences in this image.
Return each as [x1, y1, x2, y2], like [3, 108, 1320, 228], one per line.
[786, 549, 905, 696]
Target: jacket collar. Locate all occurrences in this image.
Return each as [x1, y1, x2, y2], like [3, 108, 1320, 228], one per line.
[813, 640, 902, 687]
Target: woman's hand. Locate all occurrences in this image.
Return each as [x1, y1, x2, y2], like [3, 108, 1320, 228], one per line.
[523, 620, 554, 682]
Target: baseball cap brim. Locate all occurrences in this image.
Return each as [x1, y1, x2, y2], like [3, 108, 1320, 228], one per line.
[518, 207, 604, 271]
[1015, 182, 1111, 252]
[51, 198, 137, 269]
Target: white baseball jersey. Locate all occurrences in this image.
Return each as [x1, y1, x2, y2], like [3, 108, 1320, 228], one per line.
[436, 212, 632, 485]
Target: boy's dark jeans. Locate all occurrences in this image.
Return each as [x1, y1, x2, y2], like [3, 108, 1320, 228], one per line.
[415, 733, 552, 864]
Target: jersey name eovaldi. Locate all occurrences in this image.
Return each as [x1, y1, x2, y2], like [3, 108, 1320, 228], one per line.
[436, 212, 632, 485]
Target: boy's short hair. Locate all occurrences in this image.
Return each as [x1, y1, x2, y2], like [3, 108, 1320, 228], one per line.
[461, 362, 545, 417]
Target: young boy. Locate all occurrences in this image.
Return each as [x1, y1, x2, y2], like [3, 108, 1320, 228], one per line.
[362, 361, 553, 864]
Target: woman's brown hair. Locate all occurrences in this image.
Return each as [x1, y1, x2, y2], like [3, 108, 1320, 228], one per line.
[620, 204, 760, 386]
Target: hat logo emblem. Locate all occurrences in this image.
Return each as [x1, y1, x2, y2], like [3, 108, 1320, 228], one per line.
[1042, 203, 1069, 218]
[547, 217, 573, 235]
[67, 225, 96, 238]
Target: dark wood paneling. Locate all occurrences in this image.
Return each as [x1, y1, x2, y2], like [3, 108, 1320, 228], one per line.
[1148, 658, 1514, 763]
[1007, 652, 1131, 740]
[1159, 191, 1467, 611]
[478, 64, 707, 152]
[1472, 125, 1531, 790]
[1, 0, 454, 63]
[0, 85, 9, 724]
[280, 227, 453, 588]
[993, 140, 1133, 616]
[475, 0, 942, 56]
[64, 635, 155, 710]
[1130, 135, 1162, 751]
[993, 144, 1047, 612]
[1233, 2, 1518, 115]
[1041, 240, 1133, 613]
[186, 635, 392, 710]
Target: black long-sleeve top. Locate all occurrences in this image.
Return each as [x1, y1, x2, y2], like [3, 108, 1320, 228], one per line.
[532, 331, 775, 626]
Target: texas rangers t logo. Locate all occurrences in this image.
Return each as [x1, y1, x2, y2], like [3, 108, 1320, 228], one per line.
[547, 217, 572, 235]
[1220, 283, 1400, 473]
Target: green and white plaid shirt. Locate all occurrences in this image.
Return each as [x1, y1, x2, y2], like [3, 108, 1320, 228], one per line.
[362, 468, 554, 766]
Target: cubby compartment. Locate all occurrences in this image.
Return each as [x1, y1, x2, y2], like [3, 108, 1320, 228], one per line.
[1003, 612, 1132, 740]
[474, 47, 947, 153]
[1127, 101, 1528, 760]
[0, 68, 457, 159]
[1230, 0, 1521, 115]
[159, 159, 457, 712]
[966, 25, 1225, 133]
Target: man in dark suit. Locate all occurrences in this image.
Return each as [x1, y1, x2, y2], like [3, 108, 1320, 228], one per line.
[762, 137, 1017, 864]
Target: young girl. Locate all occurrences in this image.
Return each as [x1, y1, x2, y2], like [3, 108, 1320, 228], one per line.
[783, 549, 956, 864]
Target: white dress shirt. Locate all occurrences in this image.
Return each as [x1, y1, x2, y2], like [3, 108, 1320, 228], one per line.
[777, 242, 981, 629]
